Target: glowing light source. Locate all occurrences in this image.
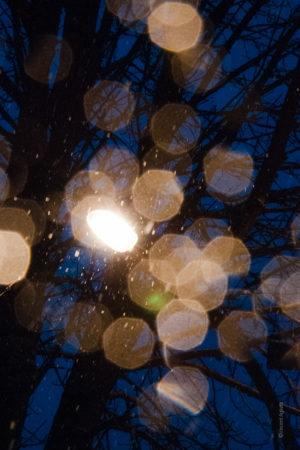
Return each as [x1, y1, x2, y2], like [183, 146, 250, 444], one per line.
[87, 209, 138, 253]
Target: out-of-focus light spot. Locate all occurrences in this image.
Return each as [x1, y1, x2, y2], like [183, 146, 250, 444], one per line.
[260, 255, 300, 303]
[89, 170, 116, 198]
[89, 147, 139, 197]
[218, 311, 267, 362]
[83, 80, 135, 131]
[143, 146, 193, 186]
[151, 103, 201, 155]
[64, 302, 112, 352]
[106, 0, 151, 23]
[171, 43, 222, 93]
[24, 35, 73, 84]
[87, 209, 138, 253]
[157, 366, 209, 414]
[103, 317, 154, 369]
[65, 170, 116, 212]
[148, 2, 203, 53]
[128, 259, 173, 311]
[14, 280, 44, 332]
[7, 198, 46, 245]
[185, 217, 231, 249]
[132, 169, 183, 222]
[149, 234, 200, 286]
[203, 236, 251, 276]
[280, 272, 300, 323]
[176, 257, 227, 311]
[204, 146, 254, 203]
[0, 207, 35, 245]
[0, 230, 31, 285]
[156, 298, 208, 351]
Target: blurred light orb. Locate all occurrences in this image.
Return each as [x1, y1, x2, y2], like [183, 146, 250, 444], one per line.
[156, 298, 209, 351]
[218, 311, 267, 362]
[260, 255, 300, 303]
[14, 280, 44, 332]
[103, 317, 154, 369]
[185, 217, 231, 249]
[151, 103, 201, 155]
[176, 257, 227, 311]
[89, 147, 139, 197]
[157, 366, 209, 415]
[149, 234, 200, 286]
[148, 2, 203, 53]
[132, 169, 183, 222]
[204, 146, 254, 203]
[280, 271, 300, 323]
[24, 34, 73, 84]
[83, 80, 135, 131]
[0, 207, 36, 245]
[203, 236, 251, 276]
[0, 230, 31, 285]
[171, 43, 222, 93]
[87, 209, 138, 253]
[64, 302, 112, 353]
[65, 170, 116, 214]
[106, 0, 151, 23]
[6, 198, 47, 245]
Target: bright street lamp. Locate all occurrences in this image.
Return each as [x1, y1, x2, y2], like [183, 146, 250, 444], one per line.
[87, 209, 138, 253]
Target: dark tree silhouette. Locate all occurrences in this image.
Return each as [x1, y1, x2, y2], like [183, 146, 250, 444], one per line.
[0, 0, 299, 449]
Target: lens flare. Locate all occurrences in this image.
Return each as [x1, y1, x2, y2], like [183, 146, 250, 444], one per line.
[87, 209, 138, 253]
[128, 259, 173, 311]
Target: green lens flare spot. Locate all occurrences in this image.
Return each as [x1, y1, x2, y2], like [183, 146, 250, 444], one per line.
[148, 294, 166, 309]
